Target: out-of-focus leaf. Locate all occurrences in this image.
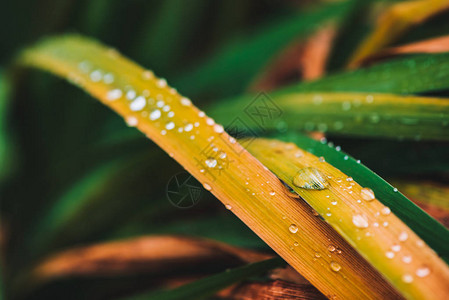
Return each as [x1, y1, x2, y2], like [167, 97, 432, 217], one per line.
[362, 35, 449, 65]
[250, 23, 337, 91]
[32, 236, 271, 282]
[270, 133, 449, 262]
[0, 70, 13, 180]
[347, 0, 449, 68]
[124, 258, 285, 300]
[210, 92, 449, 141]
[174, 0, 354, 98]
[281, 52, 449, 94]
[393, 180, 449, 211]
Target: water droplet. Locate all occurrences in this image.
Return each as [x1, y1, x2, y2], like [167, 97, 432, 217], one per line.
[142, 70, 154, 80]
[315, 252, 321, 258]
[330, 261, 341, 272]
[198, 111, 205, 117]
[328, 245, 336, 252]
[214, 124, 224, 133]
[180, 97, 191, 106]
[294, 150, 303, 158]
[343, 155, 349, 160]
[361, 188, 375, 201]
[157, 78, 167, 88]
[205, 158, 217, 168]
[206, 118, 215, 126]
[402, 255, 412, 264]
[352, 214, 369, 228]
[130, 96, 146, 111]
[319, 156, 325, 162]
[346, 177, 353, 182]
[103, 73, 114, 84]
[393, 188, 398, 192]
[161, 130, 167, 135]
[126, 90, 136, 100]
[203, 183, 212, 191]
[184, 124, 193, 132]
[90, 69, 102, 82]
[402, 274, 413, 283]
[289, 224, 298, 233]
[150, 109, 161, 120]
[125, 116, 138, 127]
[294, 242, 299, 246]
[106, 89, 123, 101]
[269, 191, 276, 196]
[416, 267, 430, 278]
[225, 204, 232, 210]
[165, 122, 175, 130]
[293, 167, 329, 190]
[399, 231, 408, 242]
[163, 105, 170, 112]
[168, 111, 175, 118]
[381, 207, 391, 215]
[386, 251, 395, 259]
[331, 200, 337, 205]
[342, 102, 351, 111]
[219, 152, 227, 159]
[392, 244, 401, 252]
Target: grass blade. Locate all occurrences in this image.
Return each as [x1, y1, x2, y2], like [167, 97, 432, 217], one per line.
[210, 92, 449, 141]
[271, 132, 449, 262]
[18, 34, 402, 299]
[245, 138, 449, 299]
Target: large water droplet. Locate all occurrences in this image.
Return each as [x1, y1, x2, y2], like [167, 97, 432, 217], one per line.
[293, 167, 329, 190]
[361, 188, 375, 201]
[352, 214, 369, 228]
[289, 224, 298, 234]
[330, 261, 341, 272]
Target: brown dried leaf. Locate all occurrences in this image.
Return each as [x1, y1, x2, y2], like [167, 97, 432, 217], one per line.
[33, 236, 272, 280]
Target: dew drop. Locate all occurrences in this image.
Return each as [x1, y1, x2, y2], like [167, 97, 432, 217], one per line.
[184, 124, 193, 132]
[328, 245, 336, 252]
[125, 116, 138, 127]
[205, 158, 217, 168]
[214, 124, 224, 133]
[198, 111, 205, 117]
[90, 69, 102, 82]
[130, 96, 146, 111]
[346, 177, 353, 182]
[168, 111, 175, 118]
[294, 150, 303, 158]
[392, 244, 401, 252]
[315, 252, 321, 258]
[402, 255, 412, 264]
[416, 267, 430, 278]
[163, 105, 170, 112]
[206, 118, 215, 126]
[331, 200, 337, 205]
[361, 188, 375, 201]
[386, 251, 395, 259]
[393, 188, 398, 192]
[225, 204, 232, 210]
[180, 97, 191, 106]
[157, 78, 167, 88]
[293, 167, 329, 190]
[106, 89, 123, 101]
[289, 224, 298, 234]
[126, 89, 136, 100]
[352, 214, 369, 228]
[319, 156, 326, 162]
[269, 191, 276, 196]
[150, 109, 161, 120]
[330, 261, 341, 272]
[402, 274, 413, 283]
[294, 242, 299, 247]
[399, 231, 409, 242]
[165, 122, 175, 130]
[203, 183, 212, 191]
[219, 152, 227, 159]
[381, 207, 391, 215]
[142, 70, 154, 80]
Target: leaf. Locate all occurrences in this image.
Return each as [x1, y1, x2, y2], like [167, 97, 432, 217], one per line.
[210, 92, 449, 141]
[269, 133, 449, 261]
[32, 236, 271, 282]
[124, 258, 285, 300]
[245, 138, 449, 299]
[284, 52, 449, 94]
[347, 0, 449, 68]
[362, 35, 449, 65]
[173, 0, 354, 98]
[0, 70, 13, 181]
[18, 34, 403, 299]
